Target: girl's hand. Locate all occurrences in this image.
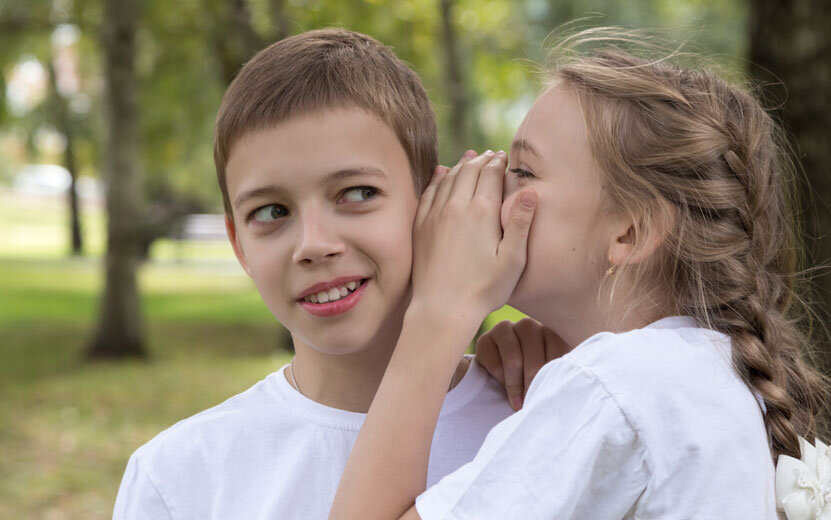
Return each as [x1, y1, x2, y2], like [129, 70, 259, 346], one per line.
[411, 150, 538, 326]
[475, 318, 570, 411]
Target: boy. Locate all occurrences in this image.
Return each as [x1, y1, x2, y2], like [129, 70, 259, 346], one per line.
[113, 29, 514, 519]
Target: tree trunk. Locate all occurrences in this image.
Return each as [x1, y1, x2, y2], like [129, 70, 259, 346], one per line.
[439, 0, 468, 159]
[88, 0, 145, 359]
[45, 56, 83, 256]
[749, 0, 831, 370]
[269, 0, 289, 41]
[212, 0, 263, 84]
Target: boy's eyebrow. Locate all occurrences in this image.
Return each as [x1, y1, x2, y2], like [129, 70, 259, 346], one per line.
[233, 167, 387, 210]
[319, 166, 387, 186]
[234, 185, 289, 211]
[510, 139, 541, 158]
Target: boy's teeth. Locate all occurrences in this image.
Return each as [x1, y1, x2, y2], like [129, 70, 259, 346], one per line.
[305, 280, 364, 303]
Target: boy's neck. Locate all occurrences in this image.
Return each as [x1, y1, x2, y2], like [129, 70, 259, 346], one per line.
[285, 339, 469, 413]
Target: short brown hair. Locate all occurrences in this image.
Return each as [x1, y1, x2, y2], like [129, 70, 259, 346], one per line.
[214, 28, 438, 215]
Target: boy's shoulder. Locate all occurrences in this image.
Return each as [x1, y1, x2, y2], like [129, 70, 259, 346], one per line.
[132, 373, 281, 467]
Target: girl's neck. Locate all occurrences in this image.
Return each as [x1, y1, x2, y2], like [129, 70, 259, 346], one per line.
[531, 290, 665, 350]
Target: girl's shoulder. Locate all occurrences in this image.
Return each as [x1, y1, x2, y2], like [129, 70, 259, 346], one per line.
[549, 316, 771, 482]
[562, 316, 746, 414]
[567, 316, 733, 376]
[530, 316, 774, 516]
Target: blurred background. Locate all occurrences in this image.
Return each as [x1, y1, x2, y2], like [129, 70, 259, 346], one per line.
[0, 0, 828, 517]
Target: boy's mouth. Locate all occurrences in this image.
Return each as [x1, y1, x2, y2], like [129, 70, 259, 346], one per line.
[300, 278, 366, 303]
[298, 278, 369, 317]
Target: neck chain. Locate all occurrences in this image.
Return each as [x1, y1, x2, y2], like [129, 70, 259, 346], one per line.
[289, 357, 303, 396]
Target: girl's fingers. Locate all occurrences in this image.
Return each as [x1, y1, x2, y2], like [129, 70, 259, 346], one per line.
[451, 150, 497, 202]
[474, 334, 505, 384]
[514, 319, 546, 398]
[459, 149, 478, 163]
[493, 323, 524, 411]
[416, 166, 449, 227]
[496, 189, 537, 271]
[426, 151, 473, 218]
[543, 327, 570, 362]
[444, 149, 477, 180]
[435, 151, 494, 210]
[474, 151, 508, 206]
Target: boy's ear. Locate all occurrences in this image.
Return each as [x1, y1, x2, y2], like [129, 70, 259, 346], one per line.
[225, 215, 253, 277]
[607, 198, 674, 268]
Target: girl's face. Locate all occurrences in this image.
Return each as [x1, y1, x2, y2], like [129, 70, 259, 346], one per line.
[503, 83, 626, 341]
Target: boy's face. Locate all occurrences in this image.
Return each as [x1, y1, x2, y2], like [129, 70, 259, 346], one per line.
[224, 107, 419, 356]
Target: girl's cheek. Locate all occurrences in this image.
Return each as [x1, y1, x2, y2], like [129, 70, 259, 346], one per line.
[501, 190, 520, 230]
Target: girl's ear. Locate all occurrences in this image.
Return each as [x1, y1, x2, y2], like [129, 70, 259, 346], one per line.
[225, 215, 253, 278]
[607, 198, 675, 269]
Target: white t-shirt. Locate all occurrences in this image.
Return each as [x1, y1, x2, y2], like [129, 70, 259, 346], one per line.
[416, 316, 777, 519]
[113, 357, 512, 520]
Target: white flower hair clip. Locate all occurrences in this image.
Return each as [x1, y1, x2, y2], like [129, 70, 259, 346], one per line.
[776, 436, 831, 520]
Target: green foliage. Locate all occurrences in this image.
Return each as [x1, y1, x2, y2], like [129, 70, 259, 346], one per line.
[0, 3, 753, 516]
[1, 0, 749, 213]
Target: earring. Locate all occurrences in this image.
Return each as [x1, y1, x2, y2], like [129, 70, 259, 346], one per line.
[606, 257, 617, 277]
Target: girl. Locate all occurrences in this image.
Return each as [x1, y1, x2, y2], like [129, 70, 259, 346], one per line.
[329, 28, 829, 519]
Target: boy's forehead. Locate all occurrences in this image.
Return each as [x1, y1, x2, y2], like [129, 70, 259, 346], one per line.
[226, 108, 416, 204]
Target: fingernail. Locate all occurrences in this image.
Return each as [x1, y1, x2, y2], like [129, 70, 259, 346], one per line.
[520, 191, 537, 208]
[464, 149, 477, 158]
[484, 149, 494, 155]
[511, 396, 523, 410]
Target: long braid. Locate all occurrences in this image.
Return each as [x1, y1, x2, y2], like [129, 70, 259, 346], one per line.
[702, 84, 826, 457]
[554, 41, 828, 460]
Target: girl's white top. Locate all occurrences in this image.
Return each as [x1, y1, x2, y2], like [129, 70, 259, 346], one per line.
[416, 316, 777, 519]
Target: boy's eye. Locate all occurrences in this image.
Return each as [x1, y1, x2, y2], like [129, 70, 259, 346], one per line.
[340, 186, 378, 203]
[509, 168, 535, 179]
[251, 204, 289, 223]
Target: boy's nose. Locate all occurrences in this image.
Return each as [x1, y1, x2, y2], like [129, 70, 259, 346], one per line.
[292, 214, 346, 265]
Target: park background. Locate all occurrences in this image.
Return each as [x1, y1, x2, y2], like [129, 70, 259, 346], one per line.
[1, 0, 828, 518]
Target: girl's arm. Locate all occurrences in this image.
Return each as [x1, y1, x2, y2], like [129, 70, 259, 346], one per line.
[329, 151, 537, 519]
[330, 303, 480, 519]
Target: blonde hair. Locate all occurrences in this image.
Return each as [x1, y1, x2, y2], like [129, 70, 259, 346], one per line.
[214, 28, 438, 216]
[547, 28, 828, 459]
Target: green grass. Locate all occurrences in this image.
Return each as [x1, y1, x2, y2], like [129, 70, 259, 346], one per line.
[0, 257, 288, 519]
[0, 189, 526, 518]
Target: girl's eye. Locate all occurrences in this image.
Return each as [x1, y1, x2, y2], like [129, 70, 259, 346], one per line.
[251, 204, 289, 223]
[509, 168, 535, 179]
[340, 186, 378, 203]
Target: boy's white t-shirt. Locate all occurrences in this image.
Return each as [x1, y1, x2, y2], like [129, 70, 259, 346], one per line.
[113, 356, 512, 520]
[416, 316, 778, 519]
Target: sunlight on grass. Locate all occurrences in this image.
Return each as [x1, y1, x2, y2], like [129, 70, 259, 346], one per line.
[0, 191, 526, 519]
[0, 256, 285, 519]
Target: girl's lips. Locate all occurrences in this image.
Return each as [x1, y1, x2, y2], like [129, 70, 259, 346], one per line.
[298, 279, 369, 317]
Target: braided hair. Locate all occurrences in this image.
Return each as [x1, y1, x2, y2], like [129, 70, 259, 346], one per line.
[550, 31, 828, 459]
